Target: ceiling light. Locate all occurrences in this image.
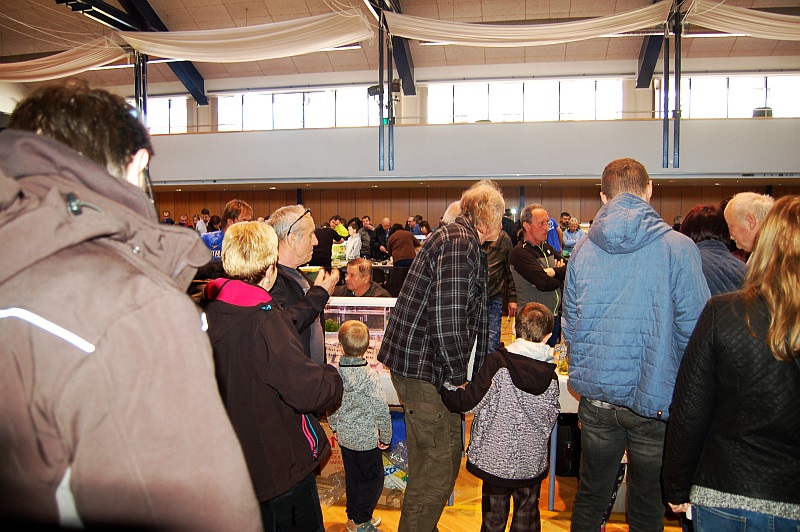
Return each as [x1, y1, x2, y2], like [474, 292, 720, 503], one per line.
[321, 44, 362, 51]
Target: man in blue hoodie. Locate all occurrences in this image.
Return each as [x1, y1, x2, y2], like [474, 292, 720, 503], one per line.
[562, 158, 709, 531]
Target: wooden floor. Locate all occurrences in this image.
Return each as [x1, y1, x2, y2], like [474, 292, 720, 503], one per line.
[321, 456, 682, 531]
[321, 319, 683, 531]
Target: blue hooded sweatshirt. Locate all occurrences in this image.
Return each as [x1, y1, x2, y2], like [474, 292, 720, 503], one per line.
[562, 193, 709, 420]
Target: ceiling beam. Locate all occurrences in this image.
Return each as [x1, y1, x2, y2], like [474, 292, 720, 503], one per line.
[637, 35, 664, 89]
[116, 0, 208, 105]
[55, 0, 207, 105]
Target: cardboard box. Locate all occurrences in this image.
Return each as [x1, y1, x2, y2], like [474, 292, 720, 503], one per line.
[319, 421, 344, 478]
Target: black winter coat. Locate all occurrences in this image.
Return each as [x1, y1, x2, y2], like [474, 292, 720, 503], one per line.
[202, 279, 343, 502]
[269, 265, 330, 364]
[663, 293, 800, 506]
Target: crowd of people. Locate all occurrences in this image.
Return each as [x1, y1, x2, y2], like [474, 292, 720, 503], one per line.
[2, 80, 798, 532]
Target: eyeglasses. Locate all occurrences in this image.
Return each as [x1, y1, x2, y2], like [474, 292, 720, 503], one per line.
[287, 209, 311, 235]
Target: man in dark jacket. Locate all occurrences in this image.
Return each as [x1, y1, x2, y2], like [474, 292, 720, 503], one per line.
[267, 205, 339, 365]
[371, 217, 393, 261]
[510, 204, 566, 347]
[0, 80, 260, 530]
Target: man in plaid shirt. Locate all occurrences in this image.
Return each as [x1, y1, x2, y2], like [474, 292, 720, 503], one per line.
[378, 180, 506, 532]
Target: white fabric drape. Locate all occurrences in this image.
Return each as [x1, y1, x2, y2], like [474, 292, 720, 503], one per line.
[382, 2, 672, 47]
[119, 10, 373, 63]
[0, 37, 126, 83]
[685, 0, 800, 42]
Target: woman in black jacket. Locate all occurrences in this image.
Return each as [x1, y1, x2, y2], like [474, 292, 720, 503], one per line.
[663, 195, 800, 531]
[202, 222, 343, 532]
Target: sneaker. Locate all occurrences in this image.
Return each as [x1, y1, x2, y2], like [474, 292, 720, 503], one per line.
[346, 519, 379, 532]
[370, 516, 382, 527]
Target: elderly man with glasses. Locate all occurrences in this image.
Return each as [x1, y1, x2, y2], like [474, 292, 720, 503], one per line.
[267, 206, 339, 365]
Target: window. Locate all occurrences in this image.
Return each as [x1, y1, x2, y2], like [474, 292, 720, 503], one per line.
[304, 91, 336, 129]
[523, 80, 560, 122]
[453, 83, 489, 123]
[218, 94, 243, 131]
[489, 82, 523, 122]
[141, 96, 187, 135]
[688, 77, 728, 118]
[595, 79, 623, 120]
[427, 84, 454, 124]
[560, 79, 597, 120]
[657, 74, 800, 119]
[272, 93, 304, 130]
[768, 76, 800, 117]
[336, 87, 370, 127]
[728, 76, 766, 118]
[242, 93, 273, 130]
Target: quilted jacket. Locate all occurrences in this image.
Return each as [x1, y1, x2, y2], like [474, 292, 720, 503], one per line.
[562, 193, 710, 420]
[695, 239, 747, 296]
[439, 339, 560, 486]
[663, 293, 800, 505]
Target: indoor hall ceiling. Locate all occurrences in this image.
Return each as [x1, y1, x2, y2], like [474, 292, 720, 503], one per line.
[1, 0, 799, 94]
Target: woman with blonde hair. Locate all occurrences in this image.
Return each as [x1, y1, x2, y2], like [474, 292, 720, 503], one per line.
[663, 195, 800, 531]
[202, 221, 343, 532]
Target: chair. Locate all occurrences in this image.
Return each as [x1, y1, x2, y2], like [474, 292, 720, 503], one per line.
[372, 267, 386, 285]
[385, 266, 410, 297]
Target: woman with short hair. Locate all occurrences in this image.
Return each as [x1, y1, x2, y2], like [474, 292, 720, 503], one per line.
[680, 204, 746, 296]
[202, 221, 343, 532]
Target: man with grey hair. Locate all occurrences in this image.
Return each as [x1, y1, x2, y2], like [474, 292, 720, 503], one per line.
[267, 205, 338, 365]
[379, 180, 505, 532]
[562, 158, 709, 531]
[723, 191, 775, 253]
[510, 203, 566, 347]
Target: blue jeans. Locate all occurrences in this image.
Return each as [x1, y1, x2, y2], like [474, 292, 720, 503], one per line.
[487, 297, 503, 354]
[694, 505, 800, 532]
[570, 398, 667, 532]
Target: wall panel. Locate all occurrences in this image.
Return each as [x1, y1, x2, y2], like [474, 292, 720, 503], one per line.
[154, 183, 794, 233]
[427, 188, 451, 225]
[336, 190, 357, 223]
[354, 189, 375, 221]
[579, 187, 602, 224]
[372, 189, 393, 224]
[390, 190, 411, 228]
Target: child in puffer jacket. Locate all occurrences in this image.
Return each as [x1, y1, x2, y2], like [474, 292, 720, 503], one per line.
[440, 303, 560, 532]
[328, 320, 392, 532]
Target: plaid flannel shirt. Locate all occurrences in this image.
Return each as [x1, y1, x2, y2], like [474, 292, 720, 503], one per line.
[377, 215, 489, 389]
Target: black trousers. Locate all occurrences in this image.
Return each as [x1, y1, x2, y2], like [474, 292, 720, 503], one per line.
[259, 471, 324, 532]
[340, 445, 385, 525]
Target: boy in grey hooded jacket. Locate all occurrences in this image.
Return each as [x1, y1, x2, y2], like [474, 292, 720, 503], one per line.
[440, 303, 560, 532]
[329, 321, 392, 532]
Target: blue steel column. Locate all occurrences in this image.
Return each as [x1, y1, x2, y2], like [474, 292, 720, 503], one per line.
[673, 9, 683, 169]
[378, 12, 385, 171]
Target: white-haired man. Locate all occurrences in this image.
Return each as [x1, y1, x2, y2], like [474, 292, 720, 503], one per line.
[724, 191, 775, 254]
